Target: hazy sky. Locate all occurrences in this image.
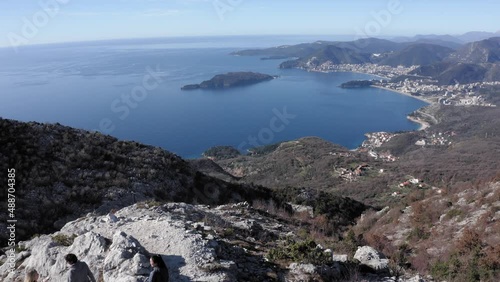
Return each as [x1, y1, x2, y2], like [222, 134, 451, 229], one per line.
[1, 0, 499, 47]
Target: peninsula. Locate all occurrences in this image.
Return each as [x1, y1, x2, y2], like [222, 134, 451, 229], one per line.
[181, 72, 276, 90]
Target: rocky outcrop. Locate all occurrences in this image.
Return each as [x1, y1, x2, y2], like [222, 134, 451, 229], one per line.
[1, 202, 292, 281]
[1, 200, 435, 282]
[0, 118, 283, 243]
[354, 246, 389, 272]
[103, 231, 151, 281]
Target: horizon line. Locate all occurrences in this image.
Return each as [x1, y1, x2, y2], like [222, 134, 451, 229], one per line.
[1, 30, 500, 50]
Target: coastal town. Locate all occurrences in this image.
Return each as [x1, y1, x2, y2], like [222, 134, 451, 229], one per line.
[357, 133, 398, 162]
[309, 62, 499, 107]
[305, 62, 499, 162]
[317, 62, 418, 79]
[379, 79, 498, 107]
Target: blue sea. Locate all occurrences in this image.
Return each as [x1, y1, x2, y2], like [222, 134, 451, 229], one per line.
[0, 36, 427, 158]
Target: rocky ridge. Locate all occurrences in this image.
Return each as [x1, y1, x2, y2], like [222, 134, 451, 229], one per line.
[1, 201, 428, 282]
[0, 118, 282, 243]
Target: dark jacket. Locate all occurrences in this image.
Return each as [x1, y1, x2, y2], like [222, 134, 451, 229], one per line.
[147, 266, 169, 282]
[67, 261, 96, 282]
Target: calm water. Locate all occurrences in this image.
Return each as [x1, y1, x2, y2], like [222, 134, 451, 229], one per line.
[0, 36, 427, 158]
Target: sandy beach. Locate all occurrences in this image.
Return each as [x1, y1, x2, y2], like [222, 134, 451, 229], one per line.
[407, 115, 430, 131]
[371, 85, 433, 104]
[370, 85, 438, 131]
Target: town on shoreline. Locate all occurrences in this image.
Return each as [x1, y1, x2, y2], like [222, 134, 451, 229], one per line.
[308, 62, 499, 108]
[308, 62, 498, 132]
[302, 62, 500, 161]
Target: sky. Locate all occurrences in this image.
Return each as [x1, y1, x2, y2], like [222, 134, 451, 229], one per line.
[0, 0, 499, 47]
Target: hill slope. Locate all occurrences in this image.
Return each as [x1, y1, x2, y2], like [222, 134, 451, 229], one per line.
[447, 37, 500, 64]
[279, 46, 372, 69]
[409, 62, 500, 85]
[0, 118, 369, 244]
[379, 44, 454, 67]
[0, 119, 277, 242]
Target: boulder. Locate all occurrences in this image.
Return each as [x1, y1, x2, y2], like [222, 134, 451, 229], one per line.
[289, 263, 316, 274]
[103, 231, 151, 282]
[332, 254, 349, 262]
[287, 263, 317, 281]
[60, 231, 109, 280]
[405, 274, 426, 282]
[354, 246, 389, 272]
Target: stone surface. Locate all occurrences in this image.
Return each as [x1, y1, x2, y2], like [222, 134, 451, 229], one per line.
[332, 254, 349, 262]
[354, 246, 389, 272]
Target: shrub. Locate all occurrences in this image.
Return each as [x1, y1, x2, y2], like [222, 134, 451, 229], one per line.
[456, 229, 482, 255]
[267, 238, 331, 264]
[52, 233, 77, 246]
[430, 230, 500, 281]
[203, 146, 240, 160]
[247, 142, 281, 156]
[15, 245, 28, 253]
[445, 208, 464, 220]
[431, 260, 451, 280]
[221, 227, 235, 237]
[407, 226, 430, 241]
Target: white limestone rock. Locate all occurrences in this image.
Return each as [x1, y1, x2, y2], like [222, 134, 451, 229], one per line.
[354, 246, 389, 272]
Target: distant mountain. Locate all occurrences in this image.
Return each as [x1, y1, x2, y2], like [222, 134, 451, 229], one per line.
[234, 39, 462, 70]
[393, 31, 500, 44]
[231, 41, 330, 58]
[279, 45, 371, 69]
[232, 36, 500, 84]
[402, 38, 463, 50]
[276, 42, 460, 69]
[392, 34, 463, 44]
[457, 31, 500, 43]
[333, 37, 403, 53]
[447, 37, 500, 64]
[401, 37, 500, 84]
[232, 38, 403, 58]
[378, 43, 454, 67]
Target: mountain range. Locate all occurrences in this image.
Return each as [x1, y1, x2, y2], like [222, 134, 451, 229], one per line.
[392, 31, 500, 44]
[447, 37, 500, 64]
[234, 36, 500, 85]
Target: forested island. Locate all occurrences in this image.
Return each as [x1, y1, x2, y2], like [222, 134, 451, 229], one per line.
[181, 72, 276, 90]
[340, 80, 374, 88]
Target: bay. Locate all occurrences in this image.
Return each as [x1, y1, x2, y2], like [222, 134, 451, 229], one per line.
[0, 36, 427, 158]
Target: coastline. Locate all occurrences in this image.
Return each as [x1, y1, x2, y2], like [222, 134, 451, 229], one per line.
[309, 69, 390, 80]
[370, 85, 433, 104]
[310, 68, 431, 103]
[334, 70, 390, 80]
[308, 67, 438, 133]
[371, 85, 436, 131]
[407, 115, 430, 131]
